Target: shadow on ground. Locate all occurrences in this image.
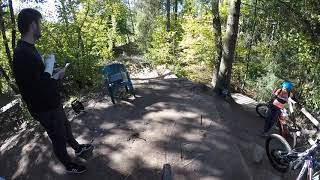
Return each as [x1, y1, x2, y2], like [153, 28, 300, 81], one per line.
[1, 78, 252, 180]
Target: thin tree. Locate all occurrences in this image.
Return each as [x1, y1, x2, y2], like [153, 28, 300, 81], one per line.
[215, 0, 241, 94]
[0, 2, 13, 69]
[174, 0, 178, 22]
[8, 0, 16, 50]
[166, 0, 170, 31]
[211, 0, 223, 90]
[128, 0, 135, 33]
[0, 2, 18, 93]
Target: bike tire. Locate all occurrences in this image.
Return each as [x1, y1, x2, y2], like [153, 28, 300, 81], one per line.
[282, 125, 297, 148]
[286, 131, 297, 149]
[256, 103, 269, 119]
[266, 134, 292, 173]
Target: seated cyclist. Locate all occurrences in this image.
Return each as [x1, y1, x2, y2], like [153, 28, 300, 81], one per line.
[261, 80, 294, 137]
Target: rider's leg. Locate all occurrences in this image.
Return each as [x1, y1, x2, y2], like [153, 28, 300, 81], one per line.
[263, 107, 280, 133]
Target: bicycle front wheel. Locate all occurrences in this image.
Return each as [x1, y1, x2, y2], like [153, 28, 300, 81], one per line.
[266, 134, 292, 173]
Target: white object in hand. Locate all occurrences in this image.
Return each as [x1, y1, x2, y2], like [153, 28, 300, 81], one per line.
[64, 63, 70, 69]
[44, 54, 55, 75]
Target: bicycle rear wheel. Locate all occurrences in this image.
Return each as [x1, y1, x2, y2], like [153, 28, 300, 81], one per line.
[266, 134, 292, 173]
[256, 103, 269, 119]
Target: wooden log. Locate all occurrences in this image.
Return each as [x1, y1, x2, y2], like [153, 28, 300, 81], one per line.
[300, 108, 319, 127]
[0, 98, 19, 114]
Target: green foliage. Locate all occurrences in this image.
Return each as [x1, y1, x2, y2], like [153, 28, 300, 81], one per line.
[141, 0, 216, 82]
[146, 18, 175, 65]
[250, 73, 281, 103]
[135, 0, 163, 52]
[36, 0, 130, 92]
[176, 15, 214, 81]
[136, 0, 320, 111]
[0, 0, 319, 113]
[0, 0, 132, 97]
[229, 0, 320, 110]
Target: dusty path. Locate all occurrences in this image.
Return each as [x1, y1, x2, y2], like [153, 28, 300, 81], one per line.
[218, 95, 282, 180]
[0, 62, 302, 180]
[0, 71, 289, 180]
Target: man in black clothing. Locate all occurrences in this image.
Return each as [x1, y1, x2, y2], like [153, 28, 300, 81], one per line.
[13, 8, 93, 174]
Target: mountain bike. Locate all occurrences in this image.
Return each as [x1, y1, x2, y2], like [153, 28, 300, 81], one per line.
[266, 134, 320, 179]
[256, 102, 301, 147]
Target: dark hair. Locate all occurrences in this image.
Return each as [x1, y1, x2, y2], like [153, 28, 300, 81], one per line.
[17, 8, 42, 34]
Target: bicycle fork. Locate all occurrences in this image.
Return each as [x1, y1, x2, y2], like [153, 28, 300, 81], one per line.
[296, 159, 315, 180]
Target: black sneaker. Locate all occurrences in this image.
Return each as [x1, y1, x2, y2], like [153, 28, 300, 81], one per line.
[75, 144, 94, 156]
[65, 163, 87, 174]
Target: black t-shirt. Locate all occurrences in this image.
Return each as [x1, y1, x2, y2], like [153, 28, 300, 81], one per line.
[13, 40, 60, 113]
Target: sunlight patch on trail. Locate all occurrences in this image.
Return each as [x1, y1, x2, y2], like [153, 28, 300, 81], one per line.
[12, 134, 41, 179]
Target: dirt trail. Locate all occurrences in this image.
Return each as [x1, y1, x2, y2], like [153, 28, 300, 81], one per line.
[0, 68, 291, 180]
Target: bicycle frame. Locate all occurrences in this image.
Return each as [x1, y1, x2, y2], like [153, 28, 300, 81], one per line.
[275, 98, 300, 138]
[275, 108, 296, 138]
[283, 141, 320, 179]
[296, 159, 316, 180]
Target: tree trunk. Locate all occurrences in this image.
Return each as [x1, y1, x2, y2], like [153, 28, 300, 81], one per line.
[8, 0, 16, 50]
[211, 0, 223, 89]
[128, 0, 135, 33]
[174, 0, 178, 22]
[215, 0, 241, 93]
[0, 5, 13, 70]
[58, 0, 73, 49]
[0, 2, 18, 93]
[67, 0, 86, 57]
[166, 0, 170, 31]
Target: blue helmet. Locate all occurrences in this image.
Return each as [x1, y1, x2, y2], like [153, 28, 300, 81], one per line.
[282, 81, 293, 91]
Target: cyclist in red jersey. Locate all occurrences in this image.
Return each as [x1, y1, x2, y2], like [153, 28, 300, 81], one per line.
[261, 81, 294, 136]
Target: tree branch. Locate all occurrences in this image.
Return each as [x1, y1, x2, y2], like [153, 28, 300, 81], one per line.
[8, 0, 16, 50]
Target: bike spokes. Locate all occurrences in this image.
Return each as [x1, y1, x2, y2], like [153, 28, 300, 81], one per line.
[266, 134, 292, 172]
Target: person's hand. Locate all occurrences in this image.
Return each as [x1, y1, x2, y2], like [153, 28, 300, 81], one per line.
[52, 69, 65, 80]
[53, 68, 61, 74]
[58, 69, 65, 79]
